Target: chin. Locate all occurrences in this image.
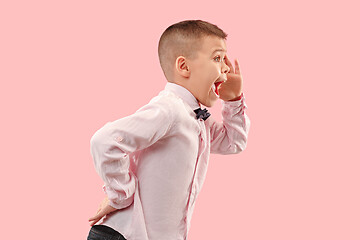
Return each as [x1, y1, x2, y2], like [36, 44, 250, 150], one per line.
[198, 92, 218, 107]
[202, 99, 217, 108]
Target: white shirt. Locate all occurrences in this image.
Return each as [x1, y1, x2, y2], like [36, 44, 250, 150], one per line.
[90, 82, 250, 240]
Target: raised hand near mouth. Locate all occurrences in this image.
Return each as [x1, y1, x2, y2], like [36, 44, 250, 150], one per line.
[218, 55, 243, 101]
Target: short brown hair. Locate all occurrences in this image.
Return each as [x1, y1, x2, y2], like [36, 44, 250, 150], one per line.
[158, 20, 228, 82]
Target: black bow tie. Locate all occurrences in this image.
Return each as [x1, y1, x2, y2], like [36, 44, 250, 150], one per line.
[194, 108, 211, 121]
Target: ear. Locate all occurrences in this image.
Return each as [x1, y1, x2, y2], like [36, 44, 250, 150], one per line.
[175, 56, 190, 78]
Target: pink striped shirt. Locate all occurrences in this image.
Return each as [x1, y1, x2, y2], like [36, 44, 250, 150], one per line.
[90, 82, 250, 240]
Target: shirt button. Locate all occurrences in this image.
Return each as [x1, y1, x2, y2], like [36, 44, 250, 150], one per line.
[115, 136, 123, 142]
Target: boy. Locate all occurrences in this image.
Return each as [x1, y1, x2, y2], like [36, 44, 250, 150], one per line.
[87, 19, 250, 240]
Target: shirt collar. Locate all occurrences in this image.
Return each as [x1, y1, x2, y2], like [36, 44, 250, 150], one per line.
[164, 82, 201, 110]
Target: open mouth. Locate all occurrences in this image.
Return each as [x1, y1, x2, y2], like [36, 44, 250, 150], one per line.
[212, 80, 224, 97]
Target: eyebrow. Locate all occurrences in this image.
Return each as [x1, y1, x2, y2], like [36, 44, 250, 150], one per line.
[211, 49, 227, 55]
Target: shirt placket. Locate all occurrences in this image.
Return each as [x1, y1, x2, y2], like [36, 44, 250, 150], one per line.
[192, 120, 207, 206]
[184, 119, 207, 239]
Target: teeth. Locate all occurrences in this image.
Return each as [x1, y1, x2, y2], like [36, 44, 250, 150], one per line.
[212, 83, 219, 97]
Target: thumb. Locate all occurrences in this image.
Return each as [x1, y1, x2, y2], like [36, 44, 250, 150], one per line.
[88, 209, 104, 221]
[88, 214, 103, 226]
[88, 215, 98, 221]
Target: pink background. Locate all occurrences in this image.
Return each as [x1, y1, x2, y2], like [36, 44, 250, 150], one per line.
[1, 0, 359, 239]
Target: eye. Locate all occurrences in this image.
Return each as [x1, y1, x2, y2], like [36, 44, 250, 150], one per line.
[214, 56, 225, 62]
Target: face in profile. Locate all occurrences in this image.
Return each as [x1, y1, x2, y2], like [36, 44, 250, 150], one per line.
[186, 36, 230, 107]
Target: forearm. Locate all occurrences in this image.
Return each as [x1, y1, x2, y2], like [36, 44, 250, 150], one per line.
[90, 124, 137, 209]
[210, 93, 250, 154]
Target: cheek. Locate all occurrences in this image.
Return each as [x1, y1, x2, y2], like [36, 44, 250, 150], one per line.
[196, 63, 219, 94]
[209, 63, 221, 76]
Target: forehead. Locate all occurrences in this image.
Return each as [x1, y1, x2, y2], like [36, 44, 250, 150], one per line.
[200, 36, 227, 54]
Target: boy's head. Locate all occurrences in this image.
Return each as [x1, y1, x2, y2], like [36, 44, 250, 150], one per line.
[158, 20, 231, 107]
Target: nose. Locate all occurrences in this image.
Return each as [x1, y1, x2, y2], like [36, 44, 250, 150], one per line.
[222, 60, 230, 74]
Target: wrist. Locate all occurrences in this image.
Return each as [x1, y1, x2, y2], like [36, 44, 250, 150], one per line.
[227, 92, 243, 101]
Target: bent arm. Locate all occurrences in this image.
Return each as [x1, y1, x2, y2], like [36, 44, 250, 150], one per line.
[90, 101, 173, 209]
[210, 93, 250, 154]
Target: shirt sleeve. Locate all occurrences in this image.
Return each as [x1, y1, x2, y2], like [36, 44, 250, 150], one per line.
[209, 92, 250, 154]
[90, 100, 174, 209]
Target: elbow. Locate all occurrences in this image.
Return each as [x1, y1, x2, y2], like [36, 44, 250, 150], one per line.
[90, 125, 113, 159]
[229, 139, 248, 154]
[230, 127, 250, 154]
[89, 131, 103, 167]
[90, 130, 103, 153]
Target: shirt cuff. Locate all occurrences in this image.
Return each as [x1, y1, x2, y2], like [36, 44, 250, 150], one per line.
[222, 92, 248, 115]
[108, 195, 135, 209]
[103, 185, 135, 209]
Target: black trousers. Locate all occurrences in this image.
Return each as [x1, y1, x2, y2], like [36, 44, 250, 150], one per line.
[87, 225, 127, 240]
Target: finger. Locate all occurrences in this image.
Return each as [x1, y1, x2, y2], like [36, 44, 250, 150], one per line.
[88, 215, 99, 222]
[224, 55, 234, 73]
[89, 213, 103, 226]
[89, 218, 100, 226]
[88, 210, 104, 222]
[234, 59, 241, 75]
